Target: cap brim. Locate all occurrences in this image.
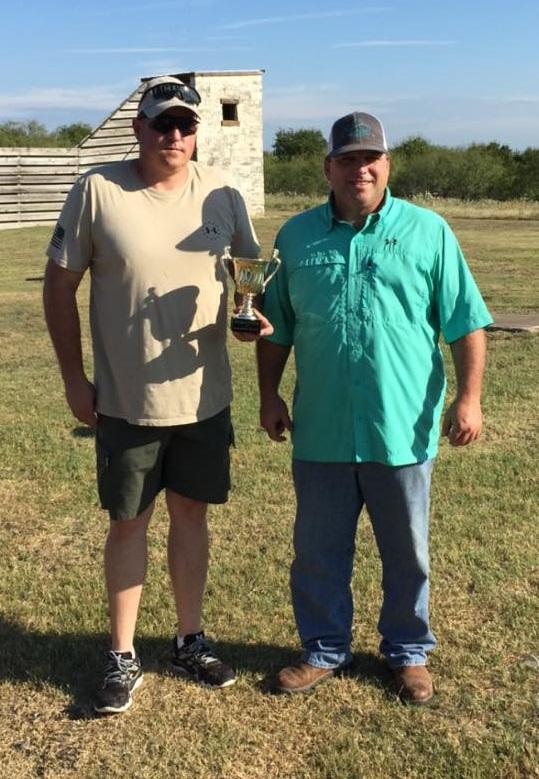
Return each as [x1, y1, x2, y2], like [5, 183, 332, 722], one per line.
[141, 97, 200, 120]
[328, 142, 387, 157]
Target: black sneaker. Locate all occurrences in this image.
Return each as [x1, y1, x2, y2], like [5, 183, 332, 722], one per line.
[93, 650, 143, 714]
[171, 633, 236, 688]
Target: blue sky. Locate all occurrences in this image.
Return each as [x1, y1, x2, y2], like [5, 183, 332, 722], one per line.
[1, 0, 538, 150]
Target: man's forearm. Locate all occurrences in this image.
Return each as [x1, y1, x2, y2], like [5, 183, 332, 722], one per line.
[449, 328, 487, 400]
[256, 339, 291, 399]
[443, 328, 487, 445]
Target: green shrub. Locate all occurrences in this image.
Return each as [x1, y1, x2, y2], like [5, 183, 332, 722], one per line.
[0, 120, 93, 148]
[273, 128, 326, 159]
[264, 152, 328, 196]
[391, 142, 522, 201]
[516, 148, 539, 200]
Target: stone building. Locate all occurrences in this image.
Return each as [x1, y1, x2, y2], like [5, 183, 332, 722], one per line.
[0, 70, 265, 229]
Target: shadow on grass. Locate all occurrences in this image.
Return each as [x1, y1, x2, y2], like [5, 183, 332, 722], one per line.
[0, 615, 391, 716]
[72, 427, 95, 438]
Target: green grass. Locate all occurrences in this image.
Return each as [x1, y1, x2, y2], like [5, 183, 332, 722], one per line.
[0, 213, 537, 778]
[266, 193, 539, 221]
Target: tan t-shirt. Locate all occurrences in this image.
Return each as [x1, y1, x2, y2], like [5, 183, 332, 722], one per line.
[47, 160, 259, 425]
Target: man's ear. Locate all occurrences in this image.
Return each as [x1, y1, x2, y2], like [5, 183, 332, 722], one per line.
[132, 117, 142, 141]
[323, 157, 331, 184]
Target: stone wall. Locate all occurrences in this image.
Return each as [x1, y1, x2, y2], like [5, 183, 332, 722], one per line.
[191, 71, 264, 216]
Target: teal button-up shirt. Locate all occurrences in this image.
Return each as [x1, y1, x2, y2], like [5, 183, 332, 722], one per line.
[263, 190, 493, 465]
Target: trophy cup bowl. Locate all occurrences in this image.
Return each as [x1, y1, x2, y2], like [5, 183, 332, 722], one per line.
[221, 247, 281, 334]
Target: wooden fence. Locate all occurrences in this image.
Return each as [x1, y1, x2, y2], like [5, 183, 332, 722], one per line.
[0, 103, 139, 229]
[0, 148, 81, 229]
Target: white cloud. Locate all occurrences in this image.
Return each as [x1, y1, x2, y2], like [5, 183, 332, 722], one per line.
[220, 7, 390, 30]
[264, 85, 411, 121]
[136, 60, 190, 75]
[334, 40, 455, 48]
[265, 83, 342, 97]
[263, 92, 539, 149]
[0, 87, 123, 112]
[204, 35, 248, 41]
[65, 47, 182, 54]
[65, 46, 252, 54]
[91, 0, 213, 16]
[479, 95, 539, 104]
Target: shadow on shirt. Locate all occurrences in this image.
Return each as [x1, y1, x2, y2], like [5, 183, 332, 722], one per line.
[175, 183, 255, 261]
[136, 285, 201, 383]
[131, 283, 226, 387]
[119, 183, 255, 417]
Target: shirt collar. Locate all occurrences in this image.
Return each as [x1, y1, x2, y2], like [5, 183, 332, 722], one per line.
[325, 187, 394, 232]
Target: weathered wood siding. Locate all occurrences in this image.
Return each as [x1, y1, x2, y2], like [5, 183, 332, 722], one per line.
[78, 91, 140, 171]
[0, 147, 79, 228]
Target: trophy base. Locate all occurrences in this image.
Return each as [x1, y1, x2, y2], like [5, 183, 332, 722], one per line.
[230, 316, 261, 334]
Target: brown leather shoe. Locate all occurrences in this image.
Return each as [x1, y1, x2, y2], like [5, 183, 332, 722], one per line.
[273, 662, 342, 694]
[393, 665, 434, 705]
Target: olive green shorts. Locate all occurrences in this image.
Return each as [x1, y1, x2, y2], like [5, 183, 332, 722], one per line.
[95, 407, 233, 520]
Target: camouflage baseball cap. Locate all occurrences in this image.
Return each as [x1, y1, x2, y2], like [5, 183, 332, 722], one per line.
[327, 112, 388, 157]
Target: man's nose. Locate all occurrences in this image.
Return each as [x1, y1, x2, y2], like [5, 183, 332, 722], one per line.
[350, 161, 371, 178]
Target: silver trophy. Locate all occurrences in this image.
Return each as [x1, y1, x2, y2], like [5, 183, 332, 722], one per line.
[221, 247, 281, 334]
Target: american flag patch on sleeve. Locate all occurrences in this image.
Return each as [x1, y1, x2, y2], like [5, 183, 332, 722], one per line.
[50, 223, 65, 251]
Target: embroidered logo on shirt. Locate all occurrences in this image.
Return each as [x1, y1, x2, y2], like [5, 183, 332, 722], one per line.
[385, 238, 398, 248]
[299, 249, 345, 267]
[50, 223, 65, 250]
[202, 221, 221, 241]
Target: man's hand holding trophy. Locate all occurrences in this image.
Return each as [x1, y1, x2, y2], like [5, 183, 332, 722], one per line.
[221, 247, 281, 339]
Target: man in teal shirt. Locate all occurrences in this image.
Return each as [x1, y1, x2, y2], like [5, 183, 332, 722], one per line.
[257, 112, 492, 704]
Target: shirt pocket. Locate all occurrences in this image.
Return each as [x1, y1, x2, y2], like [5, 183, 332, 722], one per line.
[364, 248, 433, 325]
[288, 251, 347, 324]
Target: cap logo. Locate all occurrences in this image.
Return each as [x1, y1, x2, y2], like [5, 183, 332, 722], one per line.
[354, 121, 372, 140]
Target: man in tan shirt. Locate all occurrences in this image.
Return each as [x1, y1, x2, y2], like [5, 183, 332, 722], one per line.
[44, 76, 270, 714]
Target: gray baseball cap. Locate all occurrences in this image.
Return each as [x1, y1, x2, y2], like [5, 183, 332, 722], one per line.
[327, 112, 388, 157]
[138, 76, 201, 120]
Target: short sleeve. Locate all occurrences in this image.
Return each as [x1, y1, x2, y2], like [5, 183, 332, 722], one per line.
[219, 173, 260, 259]
[46, 175, 93, 272]
[434, 221, 493, 343]
[261, 228, 295, 346]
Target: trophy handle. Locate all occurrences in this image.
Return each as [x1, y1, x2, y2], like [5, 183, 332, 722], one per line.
[220, 246, 233, 277]
[261, 249, 281, 291]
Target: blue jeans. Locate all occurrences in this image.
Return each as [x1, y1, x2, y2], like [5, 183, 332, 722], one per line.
[291, 459, 436, 669]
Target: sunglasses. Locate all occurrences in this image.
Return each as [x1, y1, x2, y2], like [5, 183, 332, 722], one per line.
[149, 114, 199, 135]
[142, 82, 201, 106]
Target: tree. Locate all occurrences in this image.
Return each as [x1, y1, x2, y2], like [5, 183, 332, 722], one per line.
[54, 122, 93, 146]
[516, 147, 539, 199]
[0, 120, 49, 146]
[273, 128, 326, 160]
[0, 120, 93, 147]
[264, 152, 327, 195]
[393, 136, 433, 158]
